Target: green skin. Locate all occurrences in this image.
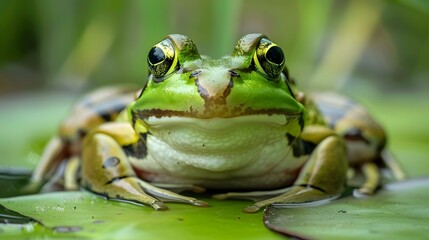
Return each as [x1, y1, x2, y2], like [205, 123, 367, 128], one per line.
[29, 34, 401, 213]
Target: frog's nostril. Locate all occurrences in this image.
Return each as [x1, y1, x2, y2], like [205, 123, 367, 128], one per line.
[228, 70, 240, 77]
[190, 70, 202, 78]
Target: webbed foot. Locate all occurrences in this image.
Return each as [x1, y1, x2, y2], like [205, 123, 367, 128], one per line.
[214, 185, 339, 213]
[90, 176, 208, 210]
[82, 130, 208, 210]
[215, 134, 348, 213]
[243, 185, 339, 213]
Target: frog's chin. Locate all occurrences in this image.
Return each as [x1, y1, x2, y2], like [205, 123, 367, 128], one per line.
[143, 114, 300, 172]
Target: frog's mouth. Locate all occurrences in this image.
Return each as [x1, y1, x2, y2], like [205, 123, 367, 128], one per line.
[145, 114, 291, 130]
[134, 108, 301, 120]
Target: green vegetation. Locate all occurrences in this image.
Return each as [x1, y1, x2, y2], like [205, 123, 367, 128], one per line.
[0, 0, 428, 239]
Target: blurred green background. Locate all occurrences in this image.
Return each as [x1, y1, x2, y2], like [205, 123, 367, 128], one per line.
[0, 0, 428, 175]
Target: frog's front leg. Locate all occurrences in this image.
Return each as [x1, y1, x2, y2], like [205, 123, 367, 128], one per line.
[250, 135, 347, 213]
[81, 122, 208, 210]
[217, 134, 348, 213]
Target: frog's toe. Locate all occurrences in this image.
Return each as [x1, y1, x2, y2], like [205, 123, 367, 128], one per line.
[151, 183, 206, 193]
[355, 162, 379, 196]
[243, 185, 340, 213]
[151, 201, 168, 211]
[353, 186, 376, 198]
[190, 199, 210, 207]
[97, 177, 209, 210]
[99, 177, 170, 210]
[212, 193, 228, 200]
[244, 205, 263, 213]
[212, 188, 291, 201]
[138, 180, 209, 207]
[356, 186, 375, 195]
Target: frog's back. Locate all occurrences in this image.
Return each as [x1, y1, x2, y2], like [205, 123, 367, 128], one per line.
[311, 92, 386, 165]
[59, 87, 137, 142]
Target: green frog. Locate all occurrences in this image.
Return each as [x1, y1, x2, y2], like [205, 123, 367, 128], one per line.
[27, 34, 406, 213]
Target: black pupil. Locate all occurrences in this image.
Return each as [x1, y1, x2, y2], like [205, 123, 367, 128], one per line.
[148, 47, 165, 64]
[266, 46, 284, 65]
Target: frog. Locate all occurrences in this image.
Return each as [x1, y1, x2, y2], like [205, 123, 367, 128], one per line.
[26, 33, 406, 213]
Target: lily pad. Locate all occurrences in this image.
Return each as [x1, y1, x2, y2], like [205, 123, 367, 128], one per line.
[0, 191, 281, 239]
[264, 178, 429, 239]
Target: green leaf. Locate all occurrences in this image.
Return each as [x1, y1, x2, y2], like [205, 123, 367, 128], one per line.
[264, 178, 429, 239]
[0, 192, 281, 239]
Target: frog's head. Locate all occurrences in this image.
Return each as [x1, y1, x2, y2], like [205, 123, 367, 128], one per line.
[129, 34, 305, 171]
[131, 33, 303, 119]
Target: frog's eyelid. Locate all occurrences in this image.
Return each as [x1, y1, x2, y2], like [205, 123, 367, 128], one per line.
[167, 34, 201, 63]
[232, 33, 266, 56]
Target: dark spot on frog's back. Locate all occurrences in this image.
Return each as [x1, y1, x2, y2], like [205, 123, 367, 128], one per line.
[95, 100, 129, 122]
[102, 157, 120, 168]
[343, 128, 370, 144]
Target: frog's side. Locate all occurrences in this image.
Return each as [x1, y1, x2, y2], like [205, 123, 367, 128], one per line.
[27, 34, 405, 213]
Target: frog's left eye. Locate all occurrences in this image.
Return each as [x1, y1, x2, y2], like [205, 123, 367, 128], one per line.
[147, 38, 178, 79]
[253, 38, 285, 79]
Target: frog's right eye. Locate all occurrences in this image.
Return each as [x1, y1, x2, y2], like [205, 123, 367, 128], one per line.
[147, 38, 178, 79]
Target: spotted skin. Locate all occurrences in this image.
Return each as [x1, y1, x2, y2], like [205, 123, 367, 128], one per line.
[312, 93, 386, 164]
[310, 92, 405, 194]
[28, 87, 137, 191]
